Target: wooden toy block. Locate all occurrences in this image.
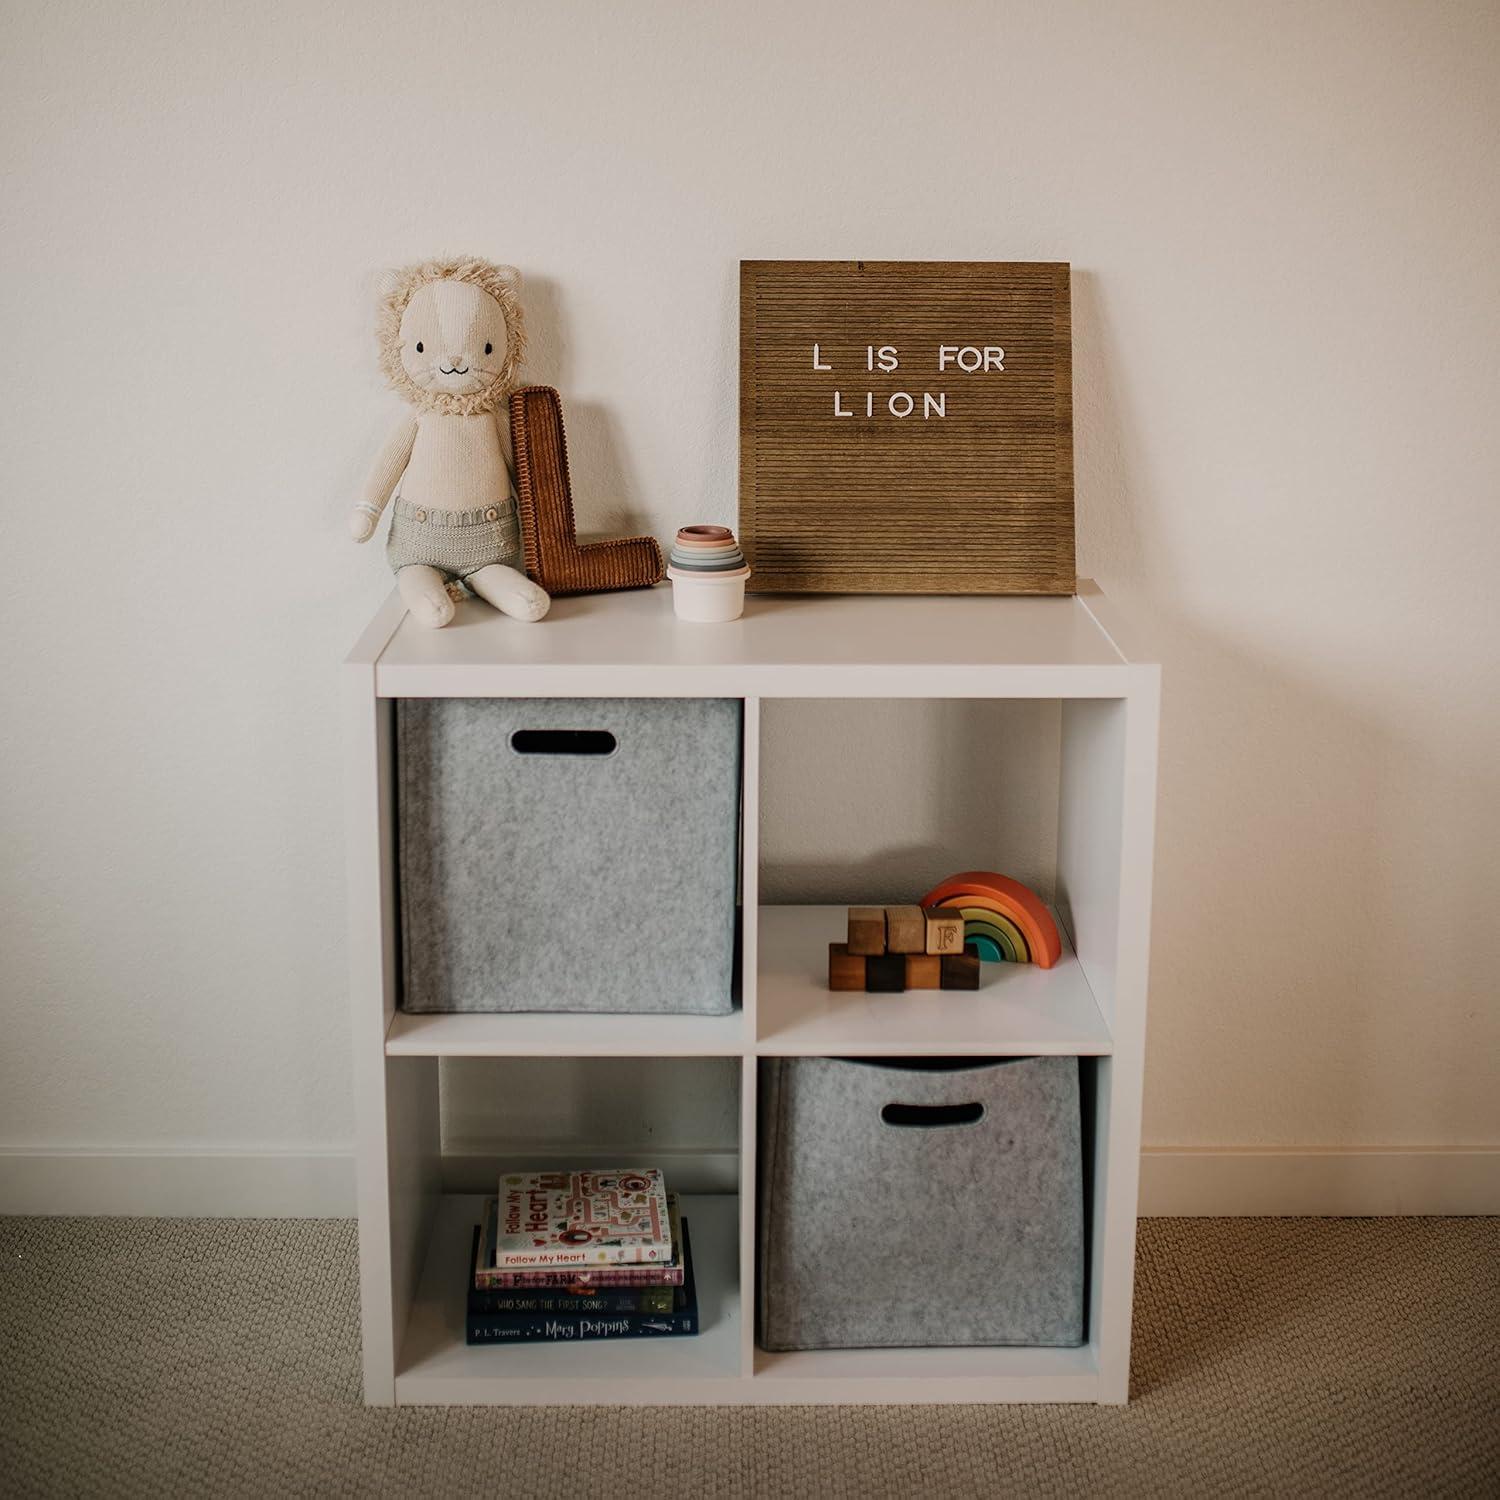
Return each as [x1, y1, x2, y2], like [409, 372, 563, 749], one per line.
[940, 951, 981, 990]
[864, 953, 907, 993]
[847, 906, 887, 956]
[905, 953, 941, 990]
[884, 905, 926, 954]
[827, 942, 866, 992]
[923, 906, 966, 955]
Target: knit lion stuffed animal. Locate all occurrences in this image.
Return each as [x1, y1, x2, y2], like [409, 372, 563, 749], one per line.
[349, 256, 550, 628]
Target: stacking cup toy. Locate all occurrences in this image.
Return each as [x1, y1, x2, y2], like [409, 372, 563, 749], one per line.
[666, 525, 751, 622]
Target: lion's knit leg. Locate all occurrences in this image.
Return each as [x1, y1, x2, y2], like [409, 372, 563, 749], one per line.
[467, 563, 550, 623]
[396, 564, 457, 629]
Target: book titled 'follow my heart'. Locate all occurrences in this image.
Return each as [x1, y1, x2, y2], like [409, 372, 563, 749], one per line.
[494, 1169, 672, 1268]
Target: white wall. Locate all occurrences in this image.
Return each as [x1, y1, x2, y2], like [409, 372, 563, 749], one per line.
[2, 0, 1496, 1212]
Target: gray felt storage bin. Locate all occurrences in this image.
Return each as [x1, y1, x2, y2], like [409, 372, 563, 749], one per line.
[397, 697, 740, 1014]
[758, 1056, 1084, 1350]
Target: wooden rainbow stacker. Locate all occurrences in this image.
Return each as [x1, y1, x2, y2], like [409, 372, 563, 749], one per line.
[918, 872, 1063, 969]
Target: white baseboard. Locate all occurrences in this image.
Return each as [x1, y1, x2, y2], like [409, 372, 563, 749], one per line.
[0, 1145, 736, 1217]
[0, 1148, 357, 1218]
[1139, 1147, 1500, 1216]
[3, 1146, 1496, 1218]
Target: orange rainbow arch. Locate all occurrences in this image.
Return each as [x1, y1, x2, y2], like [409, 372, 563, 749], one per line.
[920, 871, 1062, 969]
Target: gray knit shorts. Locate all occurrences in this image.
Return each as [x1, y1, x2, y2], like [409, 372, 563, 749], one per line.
[386, 496, 523, 580]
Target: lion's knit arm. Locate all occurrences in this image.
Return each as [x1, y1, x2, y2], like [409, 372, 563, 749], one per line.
[358, 416, 419, 514]
[496, 406, 518, 498]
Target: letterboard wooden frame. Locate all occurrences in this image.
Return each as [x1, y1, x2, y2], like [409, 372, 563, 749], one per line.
[739, 260, 1074, 595]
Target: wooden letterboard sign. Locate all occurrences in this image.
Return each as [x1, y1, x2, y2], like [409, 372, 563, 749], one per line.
[739, 260, 1074, 594]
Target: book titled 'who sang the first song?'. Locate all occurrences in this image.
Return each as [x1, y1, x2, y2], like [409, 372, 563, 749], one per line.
[493, 1168, 672, 1268]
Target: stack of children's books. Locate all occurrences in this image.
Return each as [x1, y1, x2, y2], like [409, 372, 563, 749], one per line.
[466, 1167, 699, 1345]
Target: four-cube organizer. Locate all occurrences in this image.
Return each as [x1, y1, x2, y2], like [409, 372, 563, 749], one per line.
[344, 582, 1159, 1405]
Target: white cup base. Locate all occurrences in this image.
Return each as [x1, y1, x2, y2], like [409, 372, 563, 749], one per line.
[667, 567, 750, 623]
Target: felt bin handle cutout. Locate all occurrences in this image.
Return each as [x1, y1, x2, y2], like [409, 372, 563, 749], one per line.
[880, 1101, 985, 1129]
[509, 729, 618, 757]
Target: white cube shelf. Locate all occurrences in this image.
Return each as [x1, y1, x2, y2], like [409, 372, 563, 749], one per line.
[345, 582, 1159, 1406]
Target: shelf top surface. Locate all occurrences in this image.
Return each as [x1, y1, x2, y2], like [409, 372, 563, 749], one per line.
[382, 906, 1109, 1057]
[361, 581, 1152, 694]
[394, 1192, 1099, 1404]
[386, 1007, 749, 1058]
[758, 905, 1111, 1056]
[399, 1193, 742, 1393]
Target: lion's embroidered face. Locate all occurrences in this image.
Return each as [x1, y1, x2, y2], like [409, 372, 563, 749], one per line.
[377, 257, 527, 416]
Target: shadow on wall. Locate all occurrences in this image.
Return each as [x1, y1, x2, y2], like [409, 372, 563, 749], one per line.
[439, 1055, 742, 1193]
[759, 699, 1062, 906]
[1071, 271, 1499, 1148]
[517, 275, 657, 543]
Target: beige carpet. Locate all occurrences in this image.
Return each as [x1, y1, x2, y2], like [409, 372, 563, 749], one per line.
[1, 1216, 1495, 1497]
